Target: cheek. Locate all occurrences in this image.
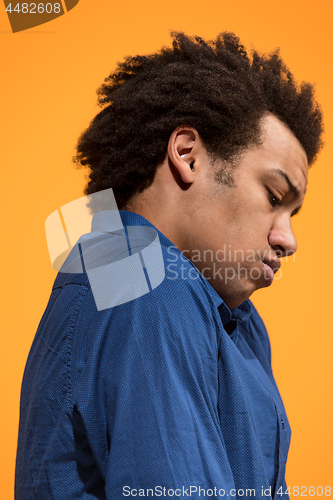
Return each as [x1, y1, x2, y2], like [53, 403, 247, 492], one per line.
[222, 200, 244, 225]
[222, 194, 263, 227]
[205, 189, 271, 250]
[223, 225, 269, 257]
[227, 200, 272, 241]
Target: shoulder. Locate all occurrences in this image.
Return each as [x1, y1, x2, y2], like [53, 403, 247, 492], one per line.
[77, 242, 219, 340]
[47, 234, 220, 353]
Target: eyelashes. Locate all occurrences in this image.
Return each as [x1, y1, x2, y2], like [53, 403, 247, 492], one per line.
[267, 189, 282, 207]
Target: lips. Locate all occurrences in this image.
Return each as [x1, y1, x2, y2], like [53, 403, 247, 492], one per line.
[262, 258, 281, 275]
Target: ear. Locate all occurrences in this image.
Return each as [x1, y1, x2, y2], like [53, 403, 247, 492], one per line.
[167, 127, 200, 184]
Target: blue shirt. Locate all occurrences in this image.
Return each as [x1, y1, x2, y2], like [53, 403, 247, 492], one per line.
[15, 210, 291, 500]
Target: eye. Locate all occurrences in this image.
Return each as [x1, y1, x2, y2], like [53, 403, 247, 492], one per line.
[267, 190, 282, 207]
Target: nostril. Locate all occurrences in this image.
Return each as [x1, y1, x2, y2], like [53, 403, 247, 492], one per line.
[271, 244, 285, 258]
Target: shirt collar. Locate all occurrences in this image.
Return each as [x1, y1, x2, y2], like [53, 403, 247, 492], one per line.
[91, 209, 173, 248]
[203, 280, 252, 326]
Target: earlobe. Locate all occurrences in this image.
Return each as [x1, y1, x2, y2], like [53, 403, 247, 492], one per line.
[167, 127, 198, 184]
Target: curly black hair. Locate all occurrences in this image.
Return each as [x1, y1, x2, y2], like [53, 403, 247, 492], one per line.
[73, 31, 323, 209]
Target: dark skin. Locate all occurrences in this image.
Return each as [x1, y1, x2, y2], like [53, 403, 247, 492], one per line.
[127, 113, 308, 309]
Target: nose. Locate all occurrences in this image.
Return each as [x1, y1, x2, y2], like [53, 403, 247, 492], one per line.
[268, 217, 297, 258]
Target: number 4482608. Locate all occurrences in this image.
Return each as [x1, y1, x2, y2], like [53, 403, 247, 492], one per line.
[6, 3, 61, 13]
[277, 486, 331, 496]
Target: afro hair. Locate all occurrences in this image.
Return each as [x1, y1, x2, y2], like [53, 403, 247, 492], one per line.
[74, 32, 323, 209]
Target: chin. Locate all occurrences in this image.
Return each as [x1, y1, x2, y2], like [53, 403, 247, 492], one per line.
[221, 282, 256, 310]
[208, 268, 270, 309]
[255, 274, 275, 290]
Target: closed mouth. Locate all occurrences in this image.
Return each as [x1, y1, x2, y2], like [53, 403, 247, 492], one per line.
[262, 259, 281, 274]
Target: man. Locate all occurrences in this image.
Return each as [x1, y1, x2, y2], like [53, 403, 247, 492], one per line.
[15, 32, 323, 499]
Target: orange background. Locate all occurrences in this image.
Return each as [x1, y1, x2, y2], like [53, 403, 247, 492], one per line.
[1, 0, 332, 497]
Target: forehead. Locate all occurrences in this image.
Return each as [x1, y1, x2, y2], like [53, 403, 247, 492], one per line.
[257, 114, 308, 191]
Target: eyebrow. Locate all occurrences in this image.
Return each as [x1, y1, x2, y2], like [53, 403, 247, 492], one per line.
[271, 168, 302, 217]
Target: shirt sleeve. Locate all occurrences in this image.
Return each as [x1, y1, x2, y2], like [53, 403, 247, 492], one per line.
[72, 281, 236, 498]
